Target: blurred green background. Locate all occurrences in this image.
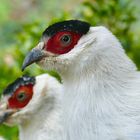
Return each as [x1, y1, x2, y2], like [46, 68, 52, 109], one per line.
[0, 0, 140, 139]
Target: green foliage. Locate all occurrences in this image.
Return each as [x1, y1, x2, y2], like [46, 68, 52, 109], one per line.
[0, 0, 140, 139]
[0, 125, 18, 140]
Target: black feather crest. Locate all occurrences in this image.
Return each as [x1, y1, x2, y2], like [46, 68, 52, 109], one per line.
[3, 75, 35, 96]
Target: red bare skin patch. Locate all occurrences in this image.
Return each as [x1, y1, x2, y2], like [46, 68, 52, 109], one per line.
[8, 84, 33, 109]
[46, 31, 82, 54]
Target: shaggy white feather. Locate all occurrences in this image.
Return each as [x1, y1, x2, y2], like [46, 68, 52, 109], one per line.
[6, 74, 62, 140]
[37, 26, 140, 140]
[0, 137, 5, 140]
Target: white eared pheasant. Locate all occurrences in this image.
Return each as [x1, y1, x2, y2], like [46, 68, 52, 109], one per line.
[22, 20, 140, 140]
[0, 74, 62, 140]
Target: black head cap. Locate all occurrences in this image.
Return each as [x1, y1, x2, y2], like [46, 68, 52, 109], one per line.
[3, 75, 35, 96]
[42, 20, 90, 37]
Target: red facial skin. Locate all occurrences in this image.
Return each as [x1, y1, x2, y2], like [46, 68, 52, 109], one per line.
[8, 84, 33, 109]
[46, 31, 82, 54]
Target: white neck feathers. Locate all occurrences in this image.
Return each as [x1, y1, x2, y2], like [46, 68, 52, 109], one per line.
[60, 27, 140, 140]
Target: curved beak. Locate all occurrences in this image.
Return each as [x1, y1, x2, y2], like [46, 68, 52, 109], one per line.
[22, 42, 46, 71]
[0, 102, 15, 124]
[22, 48, 46, 71]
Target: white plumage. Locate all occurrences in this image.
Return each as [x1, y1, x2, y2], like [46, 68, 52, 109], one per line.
[58, 27, 140, 140]
[0, 137, 5, 140]
[22, 21, 140, 140]
[54, 27, 140, 140]
[0, 74, 62, 140]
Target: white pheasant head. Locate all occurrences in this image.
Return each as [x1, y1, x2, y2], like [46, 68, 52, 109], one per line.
[0, 74, 62, 126]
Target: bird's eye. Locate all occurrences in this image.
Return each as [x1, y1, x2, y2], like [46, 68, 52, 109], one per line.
[8, 85, 33, 109]
[46, 31, 82, 54]
[16, 92, 27, 102]
[60, 34, 72, 46]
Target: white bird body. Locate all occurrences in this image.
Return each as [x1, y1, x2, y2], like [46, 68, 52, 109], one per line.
[19, 102, 61, 140]
[49, 27, 140, 140]
[22, 21, 140, 140]
[18, 75, 62, 140]
[59, 27, 140, 140]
